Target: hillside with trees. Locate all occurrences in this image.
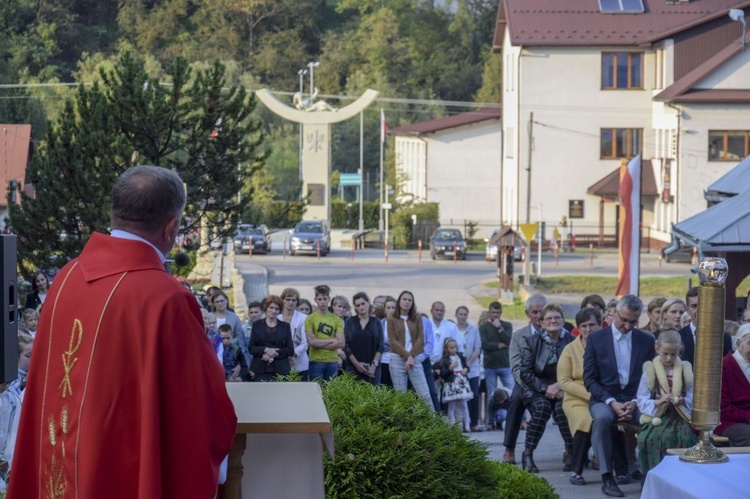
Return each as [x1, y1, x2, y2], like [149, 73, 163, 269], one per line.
[2, 0, 501, 268]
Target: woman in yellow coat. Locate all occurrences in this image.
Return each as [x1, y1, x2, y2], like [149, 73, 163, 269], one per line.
[557, 307, 602, 486]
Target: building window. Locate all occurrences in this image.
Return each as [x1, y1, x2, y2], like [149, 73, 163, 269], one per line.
[601, 128, 642, 159]
[602, 52, 643, 89]
[708, 131, 749, 161]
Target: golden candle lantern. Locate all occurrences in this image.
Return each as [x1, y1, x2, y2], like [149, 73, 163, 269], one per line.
[680, 257, 729, 463]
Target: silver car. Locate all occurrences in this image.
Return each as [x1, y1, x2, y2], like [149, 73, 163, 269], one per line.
[290, 221, 330, 256]
[485, 229, 522, 261]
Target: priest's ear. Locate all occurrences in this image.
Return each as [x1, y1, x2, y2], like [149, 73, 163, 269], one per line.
[160, 216, 181, 253]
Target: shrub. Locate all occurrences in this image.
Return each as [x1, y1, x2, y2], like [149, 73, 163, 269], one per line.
[321, 375, 558, 499]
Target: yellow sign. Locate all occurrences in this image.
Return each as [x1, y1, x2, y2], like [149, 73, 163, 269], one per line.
[553, 227, 561, 240]
[519, 223, 539, 243]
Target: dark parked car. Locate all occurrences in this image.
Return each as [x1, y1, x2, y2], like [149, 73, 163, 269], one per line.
[234, 224, 271, 254]
[290, 221, 331, 256]
[429, 228, 467, 260]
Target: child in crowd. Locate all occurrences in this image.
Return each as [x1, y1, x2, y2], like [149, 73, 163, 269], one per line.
[488, 387, 512, 430]
[636, 330, 698, 481]
[219, 324, 248, 382]
[0, 334, 29, 491]
[437, 338, 473, 432]
[21, 309, 39, 338]
[245, 301, 263, 342]
[297, 298, 313, 316]
[9, 334, 33, 396]
[202, 309, 222, 359]
[305, 285, 344, 382]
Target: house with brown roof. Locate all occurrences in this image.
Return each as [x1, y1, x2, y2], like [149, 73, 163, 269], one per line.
[389, 109, 502, 236]
[494, 0, 750, 247]
[0, 125, 33, 228]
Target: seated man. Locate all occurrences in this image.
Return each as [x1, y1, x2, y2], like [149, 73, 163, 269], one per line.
[584, 295, 655, 498]
[716, 324, 750, 447]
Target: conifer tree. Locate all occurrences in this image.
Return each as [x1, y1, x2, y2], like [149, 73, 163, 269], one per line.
[7, 53, 264, 276]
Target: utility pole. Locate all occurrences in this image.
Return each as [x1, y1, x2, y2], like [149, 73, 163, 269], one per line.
[526, 112, 534, 224]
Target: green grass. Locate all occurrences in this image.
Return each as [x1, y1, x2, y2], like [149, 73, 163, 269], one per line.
[483, 275, 710, 297]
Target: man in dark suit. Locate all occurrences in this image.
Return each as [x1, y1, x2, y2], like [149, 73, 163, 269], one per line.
[584, 295, 656, 497]
[679, 286, 732, 364]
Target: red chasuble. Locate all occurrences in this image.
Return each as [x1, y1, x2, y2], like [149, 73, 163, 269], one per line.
[9, 233, 237, 498]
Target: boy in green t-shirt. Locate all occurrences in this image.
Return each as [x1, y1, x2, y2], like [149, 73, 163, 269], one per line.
[305, 284, 344, 381]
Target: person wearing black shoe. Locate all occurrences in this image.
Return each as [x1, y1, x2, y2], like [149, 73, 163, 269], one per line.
[517, 304, 574, 473]
[558, 307, 603, 486]
[503, 294, 547, 465]
[583, 295, 656, 497]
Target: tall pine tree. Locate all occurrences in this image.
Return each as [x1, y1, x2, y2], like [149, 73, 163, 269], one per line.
[7, 53, 265, 276]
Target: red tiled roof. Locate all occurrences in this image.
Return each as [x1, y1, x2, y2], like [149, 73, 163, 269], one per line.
[495, 0, 750, 48]
[0, 125, 33, 207]
[587, 161, 659, 197]
[388, 108, 501, 136]
[655, 31, 750, 102]
[670, 88, 750, 102]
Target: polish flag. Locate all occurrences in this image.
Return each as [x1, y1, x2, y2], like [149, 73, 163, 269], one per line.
[380, 109, 387, 144]
[616, 154, 641, 297]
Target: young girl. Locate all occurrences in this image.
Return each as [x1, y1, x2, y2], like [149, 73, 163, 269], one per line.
[21, 309, 39, 338]
[437, 338, 474, 432]
[636, 330, 698, 479]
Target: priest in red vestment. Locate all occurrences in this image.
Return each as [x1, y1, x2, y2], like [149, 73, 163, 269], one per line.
[9, 166, 237, 498]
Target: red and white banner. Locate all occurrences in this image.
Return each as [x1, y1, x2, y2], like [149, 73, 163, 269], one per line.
[616, 154, 641, 297]
[380, 109, 387, 144]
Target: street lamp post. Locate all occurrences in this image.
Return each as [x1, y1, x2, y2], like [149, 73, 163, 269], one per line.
[297, 69, 308, 185]
[307, 61, 320, 96]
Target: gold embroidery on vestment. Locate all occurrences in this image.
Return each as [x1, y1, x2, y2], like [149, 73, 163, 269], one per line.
[45, 408, 70, 499]
[58, 319, 83, 398]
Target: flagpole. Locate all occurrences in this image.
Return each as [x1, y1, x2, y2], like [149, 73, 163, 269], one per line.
[359, 109, 364, 231]
[379, 109, 385, 232]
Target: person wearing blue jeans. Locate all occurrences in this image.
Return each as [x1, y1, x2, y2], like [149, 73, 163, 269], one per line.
[479, 302, 514, 428]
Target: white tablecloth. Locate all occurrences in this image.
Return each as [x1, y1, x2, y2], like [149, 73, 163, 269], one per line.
[642, 454, 750, 499]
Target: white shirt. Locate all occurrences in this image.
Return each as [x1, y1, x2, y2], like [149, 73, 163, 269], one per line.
[110, 229, 166, 262]
[611, 323, 632, 389]
[429, 319, 463, 364]
[401, 316, 413, 352]
[690, 322, 696, 346]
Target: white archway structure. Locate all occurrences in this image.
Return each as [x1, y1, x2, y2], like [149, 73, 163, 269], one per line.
[255, 88, 379, 221]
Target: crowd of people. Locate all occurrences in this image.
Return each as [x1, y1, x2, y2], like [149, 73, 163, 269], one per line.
[194, 281, 750, 496]
[4, 269, 750, 495]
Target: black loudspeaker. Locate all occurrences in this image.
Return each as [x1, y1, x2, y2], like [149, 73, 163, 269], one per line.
[1, 235, 17, 384]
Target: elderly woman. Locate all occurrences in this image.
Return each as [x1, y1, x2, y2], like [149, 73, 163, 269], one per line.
[656, 298, 686, 338]
[558, 307, 602, 486]
[518, 303, 574, 473]
[249, 296, 294, 382]
[716, 324, 750, 446]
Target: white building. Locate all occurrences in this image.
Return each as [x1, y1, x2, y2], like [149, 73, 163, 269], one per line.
[390, 109, 502, 237]
[495, 0, 750, 248]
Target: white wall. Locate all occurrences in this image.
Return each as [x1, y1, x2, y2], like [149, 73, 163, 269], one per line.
[395, 137, 427, 203]
[502, 29, 521, 227]
[678, 103, 750, 220]
[697, 46, 750, 89]
[514, 45, 656, 235]
[425, 120, 502, 229]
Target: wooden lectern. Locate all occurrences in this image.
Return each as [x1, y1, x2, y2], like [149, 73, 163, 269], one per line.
[219, 382, 334, 499]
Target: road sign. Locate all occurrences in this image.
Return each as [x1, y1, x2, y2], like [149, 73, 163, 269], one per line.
[519, 223, 539, 243]
[381, 203, 392, 210]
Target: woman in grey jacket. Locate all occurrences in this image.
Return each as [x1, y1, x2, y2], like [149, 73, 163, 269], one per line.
[213, 290, 251, 368]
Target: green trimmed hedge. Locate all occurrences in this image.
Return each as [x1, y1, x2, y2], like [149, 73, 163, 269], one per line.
[321, 375, 558, 498]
